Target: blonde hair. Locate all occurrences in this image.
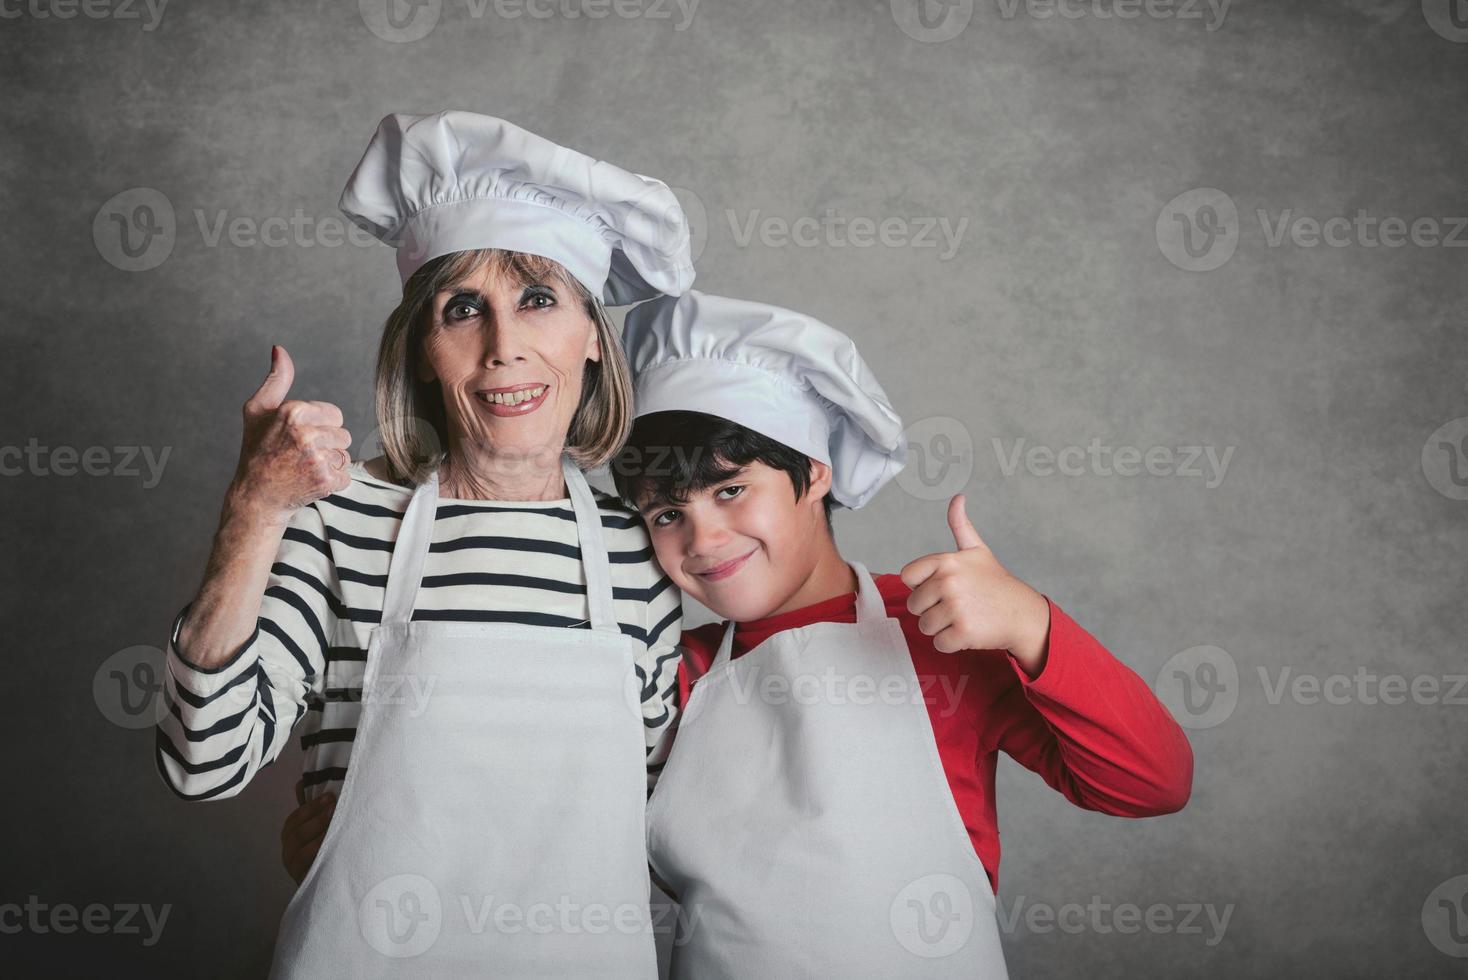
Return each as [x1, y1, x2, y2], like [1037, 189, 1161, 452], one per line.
[373, 249, 633, 485]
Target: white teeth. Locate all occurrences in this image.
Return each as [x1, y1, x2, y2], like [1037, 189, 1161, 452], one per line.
[485, 386, 545, 406]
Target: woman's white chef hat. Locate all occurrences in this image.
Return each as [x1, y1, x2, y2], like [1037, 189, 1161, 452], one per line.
[622, 290, 907, 510]
[338, 110, 695, 305]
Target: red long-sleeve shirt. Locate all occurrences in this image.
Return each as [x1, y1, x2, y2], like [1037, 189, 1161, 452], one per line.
[674, 573, 1194, 895]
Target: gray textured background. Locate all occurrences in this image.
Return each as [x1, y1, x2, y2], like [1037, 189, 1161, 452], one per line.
[3, 0, 1466, 976]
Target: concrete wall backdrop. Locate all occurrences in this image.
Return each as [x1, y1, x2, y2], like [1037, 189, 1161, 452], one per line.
[2, 0, 1465, 976]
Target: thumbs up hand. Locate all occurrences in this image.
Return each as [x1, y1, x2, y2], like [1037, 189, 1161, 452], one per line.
[899, 494, 1052, 676]
[228, 346, 353, 528]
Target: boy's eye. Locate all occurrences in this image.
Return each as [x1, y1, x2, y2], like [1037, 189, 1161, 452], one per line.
[651, 509, 680, 528]
[716, 485, 745, 501]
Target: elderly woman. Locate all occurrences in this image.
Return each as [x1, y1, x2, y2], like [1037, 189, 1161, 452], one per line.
[154, 112, 693, 978]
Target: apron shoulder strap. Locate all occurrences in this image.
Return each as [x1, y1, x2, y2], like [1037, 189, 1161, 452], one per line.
[561, 455, 620, 635]
[381, 467, 440, 628]
[847, 561, 887, 622]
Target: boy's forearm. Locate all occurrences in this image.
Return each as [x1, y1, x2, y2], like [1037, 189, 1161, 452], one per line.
[1005, 587, 1053, 679]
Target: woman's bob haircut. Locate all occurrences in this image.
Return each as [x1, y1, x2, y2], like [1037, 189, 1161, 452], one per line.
[372, 248, 634, 485]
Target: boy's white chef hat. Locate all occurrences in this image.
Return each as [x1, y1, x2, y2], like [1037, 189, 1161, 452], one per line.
[623, 290, 907, 510]
[338, 110, 695, 305]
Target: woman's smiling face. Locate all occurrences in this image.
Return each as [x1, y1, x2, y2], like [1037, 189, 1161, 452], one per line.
[639, 459, 835, 622]
[418, 261, 599, 463]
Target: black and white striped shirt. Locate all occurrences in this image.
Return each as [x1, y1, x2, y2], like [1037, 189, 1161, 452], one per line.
[155, 458, 683, 803]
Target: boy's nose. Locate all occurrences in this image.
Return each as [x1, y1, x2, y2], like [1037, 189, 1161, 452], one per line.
[687, 516, 732, 557]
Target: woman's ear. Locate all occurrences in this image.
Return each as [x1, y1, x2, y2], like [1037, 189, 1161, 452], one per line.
[585, 329, 602, 364]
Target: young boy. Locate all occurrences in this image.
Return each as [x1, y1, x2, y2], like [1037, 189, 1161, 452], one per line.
[280, 290, 1193, 978]
[611, 290, 1192, 979]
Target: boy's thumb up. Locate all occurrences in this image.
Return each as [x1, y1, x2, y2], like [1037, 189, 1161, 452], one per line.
[246, 345, 295, 417]
[947, 493, 987, 552]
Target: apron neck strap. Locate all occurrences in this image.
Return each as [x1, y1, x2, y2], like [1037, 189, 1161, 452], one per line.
[561, 454, 619, 634]
[380, 453, 619, 633]
[710, 561, 885, 669]
[381, 466, 439, 628]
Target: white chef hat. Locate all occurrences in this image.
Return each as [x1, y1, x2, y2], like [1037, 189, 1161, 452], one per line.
[338, 110, 695, 305]
[622, 290, 907, 510]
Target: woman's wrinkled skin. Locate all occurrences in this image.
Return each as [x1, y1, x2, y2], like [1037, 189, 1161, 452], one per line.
[421, 264, 601, 501]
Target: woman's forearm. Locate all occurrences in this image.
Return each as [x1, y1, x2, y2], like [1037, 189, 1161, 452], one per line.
[176, 345, 351, 669]
[174, 489, 290, 670]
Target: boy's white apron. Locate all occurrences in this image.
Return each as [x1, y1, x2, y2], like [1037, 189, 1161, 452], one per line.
[646, 561, 1009, 979]
[269, 454, 657, 979]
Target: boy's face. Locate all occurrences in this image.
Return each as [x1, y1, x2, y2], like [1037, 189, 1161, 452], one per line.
[636, 459, 835, 623]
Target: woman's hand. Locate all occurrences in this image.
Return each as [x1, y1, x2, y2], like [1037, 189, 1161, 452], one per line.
[227, 346, 353, 529]
[281, 778, 336, 885]
[899, 494, 1053, 678]
[173, 346, 355, 670]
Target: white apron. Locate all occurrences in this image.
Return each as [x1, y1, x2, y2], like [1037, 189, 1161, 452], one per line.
[646, 561, 1009, 979]
[269, 454, 657, 979]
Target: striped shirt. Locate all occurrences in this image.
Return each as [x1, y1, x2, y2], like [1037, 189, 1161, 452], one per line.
[155, 458, 683, 803]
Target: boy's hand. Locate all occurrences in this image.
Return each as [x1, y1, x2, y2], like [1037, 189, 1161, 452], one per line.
[281, 777, 336, 885]
[899, 494, 1053, 677]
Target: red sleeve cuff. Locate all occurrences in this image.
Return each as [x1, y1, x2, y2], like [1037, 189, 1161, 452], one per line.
[1006, 595, 1072, 693]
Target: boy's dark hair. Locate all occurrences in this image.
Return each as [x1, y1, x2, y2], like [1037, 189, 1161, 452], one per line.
[611, 411, 834, 528]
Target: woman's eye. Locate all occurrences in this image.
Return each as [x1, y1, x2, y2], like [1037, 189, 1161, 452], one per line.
[443, 294, 482, 322]
[521, 288, 556, 310]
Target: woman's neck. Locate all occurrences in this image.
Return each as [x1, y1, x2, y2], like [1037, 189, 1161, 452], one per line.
[438, 442, 567, 501]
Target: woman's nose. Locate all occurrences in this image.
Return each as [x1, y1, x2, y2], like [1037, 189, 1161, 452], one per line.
[479, 317, 528, 365]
